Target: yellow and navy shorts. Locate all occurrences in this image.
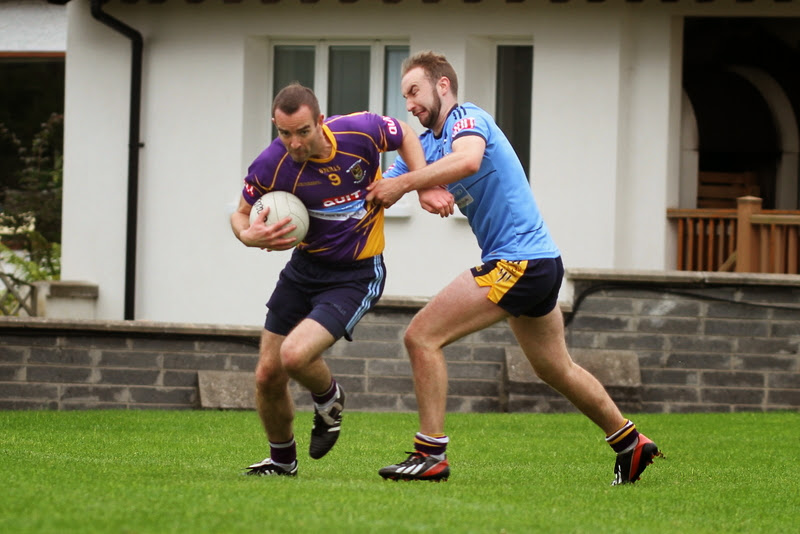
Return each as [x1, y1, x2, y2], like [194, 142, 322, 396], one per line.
[470, 256, 564, 317]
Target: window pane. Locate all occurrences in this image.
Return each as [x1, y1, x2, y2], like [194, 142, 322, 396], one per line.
[328, 46, 370, 116]
[0, 57, 65, 195]
[496, 45, 533, 179]
[272, 46, 315, 138]
[273, 45, 315, 94]
[383, 45, 409, 169]
[383, 45, 408, 118]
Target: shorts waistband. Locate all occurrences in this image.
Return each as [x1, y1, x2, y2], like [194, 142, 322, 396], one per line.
[293, 248, 382, 271]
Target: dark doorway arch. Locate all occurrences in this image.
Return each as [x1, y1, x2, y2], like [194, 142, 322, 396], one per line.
[683, 17, 800, 210]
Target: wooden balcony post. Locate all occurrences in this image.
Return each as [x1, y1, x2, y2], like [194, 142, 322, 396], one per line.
[735, 196, 762, 273]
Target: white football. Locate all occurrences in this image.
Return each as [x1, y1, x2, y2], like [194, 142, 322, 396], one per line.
[249, 190, 310, 246]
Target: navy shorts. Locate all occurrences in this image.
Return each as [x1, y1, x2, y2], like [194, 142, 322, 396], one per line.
[265, 250, 386, 341]
[470, 256, 564, 317]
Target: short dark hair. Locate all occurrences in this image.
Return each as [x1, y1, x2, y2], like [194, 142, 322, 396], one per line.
[402, 51, 459, 97]
[272, 83, 321, 119]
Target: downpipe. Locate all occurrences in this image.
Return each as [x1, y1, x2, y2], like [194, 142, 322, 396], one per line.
[89, 0, 143, 320]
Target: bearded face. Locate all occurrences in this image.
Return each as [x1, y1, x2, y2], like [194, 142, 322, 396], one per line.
[402, 66, 446, 134]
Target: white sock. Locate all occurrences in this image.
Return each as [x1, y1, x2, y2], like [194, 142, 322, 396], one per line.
[272, 459, 296, 470]
[315, 385, 340, 412]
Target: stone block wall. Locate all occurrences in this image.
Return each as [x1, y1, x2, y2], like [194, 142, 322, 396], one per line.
[506, 346, 643, 414]
[0, 322, 260, 410]
[1, 271, 799, 413]
[0, 303, 513, 413]
[566, 270, 800, 413]
[331, 306, 512, 413]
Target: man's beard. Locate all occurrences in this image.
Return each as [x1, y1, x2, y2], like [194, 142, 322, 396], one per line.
[419, 95, 442, 129]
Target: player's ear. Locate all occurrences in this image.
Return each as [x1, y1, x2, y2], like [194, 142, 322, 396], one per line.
[317, 114, 325, 126]
[437, 76, 449, 96]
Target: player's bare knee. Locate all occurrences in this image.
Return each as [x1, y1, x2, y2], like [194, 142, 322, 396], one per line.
[404, 323, 439, 354]
[278, 344, 310, 376]
[403, 327, 419, 351]
[530, 359, 575, 388]
[404, 333, 429, 362]
[255, 359, 287, 391]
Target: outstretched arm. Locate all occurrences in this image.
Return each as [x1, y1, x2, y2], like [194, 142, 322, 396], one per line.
[367, 134, 485, 209]
[385, 120, 454, 217]
[395, 120, 426, 172]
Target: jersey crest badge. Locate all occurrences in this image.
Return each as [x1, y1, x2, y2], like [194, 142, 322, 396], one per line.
[348, 161, 365, 183]
[450, 183, 474, 209]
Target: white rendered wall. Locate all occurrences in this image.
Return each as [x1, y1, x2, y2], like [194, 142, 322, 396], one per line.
[530, 8, 625, 270]
[0, 1, 66, 52]
[60, 1, 492, 325]
[60, 1, 668, 325]
[60, 1, 737, 325]
[614, 11, 684, 269]
[132, 10, 252, 323]
[61, 1, 131, 319]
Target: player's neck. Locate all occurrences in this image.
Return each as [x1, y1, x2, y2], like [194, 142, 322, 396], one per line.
[310, 129, 334, 159]
[432, 102, 459, 137]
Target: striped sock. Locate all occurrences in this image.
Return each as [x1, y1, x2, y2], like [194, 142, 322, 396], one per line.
[312, 379, 338, 410]
[270, 437, 297, 466]
[414, 432, 449, 459]
[606, 419, 640, 454]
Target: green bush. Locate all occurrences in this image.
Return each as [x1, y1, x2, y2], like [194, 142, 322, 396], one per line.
[0, 112, 62, 282]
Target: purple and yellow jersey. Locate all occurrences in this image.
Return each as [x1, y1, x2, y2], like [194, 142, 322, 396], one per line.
[242, 112, 404, 263]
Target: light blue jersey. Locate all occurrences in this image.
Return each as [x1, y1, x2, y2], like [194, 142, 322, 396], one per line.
[385, 103, 560, 262]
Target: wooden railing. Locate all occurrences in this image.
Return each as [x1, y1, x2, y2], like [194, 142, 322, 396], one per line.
[667, 196, 800, 274]
[0, 271, 36, 316]
[666, 207, 737, 271]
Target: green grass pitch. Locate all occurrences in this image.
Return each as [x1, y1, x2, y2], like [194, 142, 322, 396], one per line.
[2, 410, 798, 533]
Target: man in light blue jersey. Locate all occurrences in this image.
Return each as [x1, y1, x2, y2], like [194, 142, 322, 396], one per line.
[231, 83, 449, 477]
[368, 51, 660, 485]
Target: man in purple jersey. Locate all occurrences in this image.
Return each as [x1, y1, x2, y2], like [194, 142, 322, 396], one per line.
[230, 83, 451, 476]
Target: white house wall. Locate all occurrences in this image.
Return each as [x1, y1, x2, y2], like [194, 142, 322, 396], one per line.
[530, 7, 625, 270]
[614, 11, 683, 269]
[0, 1, 66, 52]
[137, 16, 252, 323]
[59, 0, 800, 324]
[61, 3, 132, 320]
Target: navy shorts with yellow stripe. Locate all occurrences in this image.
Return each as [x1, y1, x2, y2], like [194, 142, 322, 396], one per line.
[470, 256, 564, 317]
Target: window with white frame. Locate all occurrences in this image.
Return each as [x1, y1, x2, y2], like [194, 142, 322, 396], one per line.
[495, 44, 533, 180]
[271, 41, 409, 169]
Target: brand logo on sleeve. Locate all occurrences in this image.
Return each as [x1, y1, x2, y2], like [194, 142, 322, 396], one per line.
[452, 117, 477, 135]
[381, 116, 399, 135]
